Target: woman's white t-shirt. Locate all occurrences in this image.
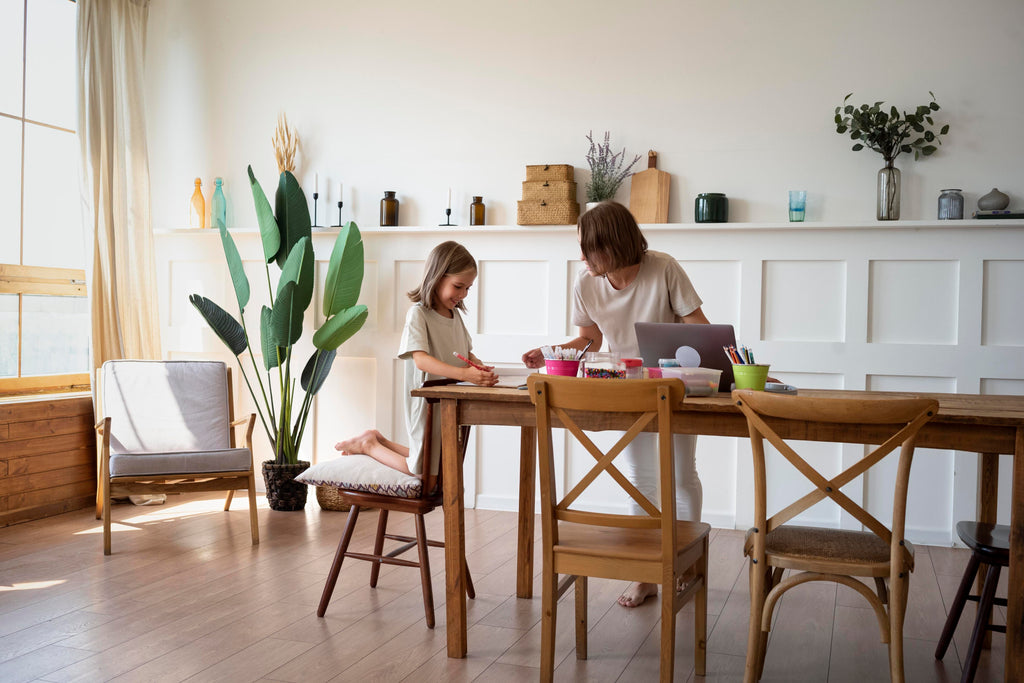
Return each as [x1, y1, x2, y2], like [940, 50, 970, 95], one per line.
[571, 250, 703, 356]
[396, 304, 473, 475]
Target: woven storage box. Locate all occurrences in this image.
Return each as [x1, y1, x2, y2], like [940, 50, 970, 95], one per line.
[522, 180, 577, 202]
[525, 164, 574, 182]
[517, 199, 580, 225]
[316, 485, 352, 511]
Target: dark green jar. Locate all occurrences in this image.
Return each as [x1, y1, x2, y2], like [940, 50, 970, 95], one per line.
[695, 193, 728, 223]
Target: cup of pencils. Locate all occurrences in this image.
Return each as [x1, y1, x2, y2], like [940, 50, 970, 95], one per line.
[542, 345, 582, 377]
[725, 344, 770, 391]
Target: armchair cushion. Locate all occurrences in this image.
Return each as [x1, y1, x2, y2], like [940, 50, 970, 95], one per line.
[295, 455, 422, 499]
[109, 448, 253, 478]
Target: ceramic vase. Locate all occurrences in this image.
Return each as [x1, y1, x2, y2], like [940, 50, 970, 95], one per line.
[977, 188, 1009, 211]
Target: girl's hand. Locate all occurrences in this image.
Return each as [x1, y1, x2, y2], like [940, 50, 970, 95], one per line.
[522, 348, 545, 369]
[463, 366, 498, 386]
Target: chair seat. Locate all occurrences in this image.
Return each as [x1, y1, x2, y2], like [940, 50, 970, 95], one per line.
[555, 520, 711, 563]
[745, 525, 914, 576]
[956, 521, 1010, 566]
[109, 448, 253, 477]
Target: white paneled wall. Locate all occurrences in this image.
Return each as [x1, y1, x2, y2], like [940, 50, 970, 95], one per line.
[155, 220, 1024, 545]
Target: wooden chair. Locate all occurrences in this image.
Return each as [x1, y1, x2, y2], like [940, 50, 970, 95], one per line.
[732, 389, 938, 683]
[528, 375, 711, 683]
[95, 360, 259, 555]
[935, 521, 1010, 683]
[316, 379, 474, 628]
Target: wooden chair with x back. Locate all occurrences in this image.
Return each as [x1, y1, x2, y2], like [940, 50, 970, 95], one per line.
[529, 374, 711, 683]
[732, 389, 938, 683]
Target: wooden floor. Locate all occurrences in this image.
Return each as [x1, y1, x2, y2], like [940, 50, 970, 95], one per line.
[0, 492, 1008, 682]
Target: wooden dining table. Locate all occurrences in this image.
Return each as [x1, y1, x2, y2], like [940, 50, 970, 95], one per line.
[411, 383, 1024, 676]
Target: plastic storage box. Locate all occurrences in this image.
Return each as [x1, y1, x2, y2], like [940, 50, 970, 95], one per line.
[661, 367, 723, 396]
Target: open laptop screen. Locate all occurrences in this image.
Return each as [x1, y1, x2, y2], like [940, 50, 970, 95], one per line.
[634, 322, 737, 392]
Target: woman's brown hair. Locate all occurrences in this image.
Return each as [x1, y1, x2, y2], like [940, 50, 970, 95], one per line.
[407, 240, 477, 311]
[577, 201, 648, 272]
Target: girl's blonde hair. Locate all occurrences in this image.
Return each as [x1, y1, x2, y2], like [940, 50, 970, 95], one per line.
[407, 241, 477, 311]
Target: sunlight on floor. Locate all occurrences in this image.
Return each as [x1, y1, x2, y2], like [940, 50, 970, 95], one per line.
[0, 579, 66, 592]
[74, 494, 270, 536]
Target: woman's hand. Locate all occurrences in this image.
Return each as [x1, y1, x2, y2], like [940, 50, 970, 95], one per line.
[522, 348, 545, 369]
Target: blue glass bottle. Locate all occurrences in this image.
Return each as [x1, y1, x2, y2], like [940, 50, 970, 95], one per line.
[211, 177, 227, 230]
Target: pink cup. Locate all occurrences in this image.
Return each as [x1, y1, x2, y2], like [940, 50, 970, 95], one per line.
[544, 359, 580, 377]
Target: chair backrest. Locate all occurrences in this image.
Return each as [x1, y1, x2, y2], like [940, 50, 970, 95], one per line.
[733, 389, 938, 561]
[528, 375, 687, 548]
[101, 360, 232, 454]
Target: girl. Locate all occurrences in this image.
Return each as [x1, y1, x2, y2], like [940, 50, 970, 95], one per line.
[522, 201, 711, 608]
[336, 241, 496, 483]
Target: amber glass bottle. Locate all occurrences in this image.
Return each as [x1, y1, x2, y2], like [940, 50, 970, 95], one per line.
[189, 178, 206, 229]
[380, 191, 399, 226]
[470, 196, 485, 226]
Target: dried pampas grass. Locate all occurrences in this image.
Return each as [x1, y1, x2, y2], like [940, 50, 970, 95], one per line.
[273, 113, 298, 173]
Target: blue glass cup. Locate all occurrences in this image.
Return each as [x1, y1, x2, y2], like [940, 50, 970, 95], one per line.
[789, 190, 806, 222]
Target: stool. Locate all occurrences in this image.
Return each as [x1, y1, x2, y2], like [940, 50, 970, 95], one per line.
[934, 521, 1010, 683]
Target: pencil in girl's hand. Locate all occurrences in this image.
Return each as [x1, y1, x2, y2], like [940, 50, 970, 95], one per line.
[453, 351, 485, 371]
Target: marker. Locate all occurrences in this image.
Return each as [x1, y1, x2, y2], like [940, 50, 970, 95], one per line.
[453, 351, 485, 371]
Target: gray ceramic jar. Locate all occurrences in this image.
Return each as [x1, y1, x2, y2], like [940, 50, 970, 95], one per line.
[977, 188, 1010, 211]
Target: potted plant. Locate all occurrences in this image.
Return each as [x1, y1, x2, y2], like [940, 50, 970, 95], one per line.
[189, 166, 368, 510]
[834, 92, 950, 220]
[584, 130, 642, 210]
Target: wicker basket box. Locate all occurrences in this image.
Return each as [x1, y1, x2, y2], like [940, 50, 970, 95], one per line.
[316, 485, 351, 511]
[525, 164, 574, 182]
[517, 199, 580, 225]
[522, 180, 577, 202]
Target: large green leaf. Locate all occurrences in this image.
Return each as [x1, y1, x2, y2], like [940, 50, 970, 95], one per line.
[270, 280, 303, 347]
[189, 294, 248, 356]
[218, 222, 249, 313]
[277, 237, 314, 313]
[260, 306, 281, 370]
[247, 165, 281, 264]
[300, 348, 336, 395]
[313, 305, 368, 350]
[322, 222, 364, 317]
[273, 171, 311, 269]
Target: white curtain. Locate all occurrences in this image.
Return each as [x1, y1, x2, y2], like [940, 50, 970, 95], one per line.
[77, 0, 161, 374]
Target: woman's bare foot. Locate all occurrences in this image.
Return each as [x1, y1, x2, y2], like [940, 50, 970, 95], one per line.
[617, 582, 659, 608]
[334, 429, 379, 455]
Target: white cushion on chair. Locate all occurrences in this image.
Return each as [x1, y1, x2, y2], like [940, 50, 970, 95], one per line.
[109, 448, 253, 477]
[295, 455, 423, 499]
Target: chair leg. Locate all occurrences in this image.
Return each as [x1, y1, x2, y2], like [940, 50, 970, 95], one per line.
[888, 569, 910, 683]
[223, 489, 234, 510]
[660, 574, 677, 683]
[694, 536, 708, 677]
[962, 563, 1001, 683]
[246, 476, 260, 545]
[317, 506, 360, 617]
[369, 509, 389, 588]
[540, 565, 558, 683]
[464, 557, 476, 600]
[574, 576, 588, 660]
[936, 552, 981, 659]
[744, 560, 768, 683]
[413, 513, 436, 629]
[102, 477, 112, 555]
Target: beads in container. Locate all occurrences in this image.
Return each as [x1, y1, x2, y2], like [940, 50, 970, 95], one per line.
[583, 352, 625, 379]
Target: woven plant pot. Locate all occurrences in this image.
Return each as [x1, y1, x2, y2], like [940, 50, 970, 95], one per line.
[316, 485, 352, 511]
[262, 460, 310, 511]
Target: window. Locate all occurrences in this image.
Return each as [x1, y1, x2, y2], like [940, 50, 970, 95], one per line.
[1, 0, 89, 396]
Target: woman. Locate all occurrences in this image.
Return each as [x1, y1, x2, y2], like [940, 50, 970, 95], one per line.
[522, 201, 710, 608]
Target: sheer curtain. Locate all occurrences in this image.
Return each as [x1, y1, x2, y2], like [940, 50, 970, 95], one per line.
[77, 0, 161, 374]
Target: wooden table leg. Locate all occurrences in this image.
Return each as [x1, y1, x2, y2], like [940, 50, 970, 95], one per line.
[978, 452, 998, 648]
[516, 426, 536, 599]
[441, 398, 467, 658]
[1006, 429, 1024, 680]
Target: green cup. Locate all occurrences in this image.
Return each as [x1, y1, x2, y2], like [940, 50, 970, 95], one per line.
[733, 364, 770, 391]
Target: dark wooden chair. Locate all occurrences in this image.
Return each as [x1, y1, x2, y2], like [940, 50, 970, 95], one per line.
[935, 521, 1010, 683]
[316, 379, 474, 628]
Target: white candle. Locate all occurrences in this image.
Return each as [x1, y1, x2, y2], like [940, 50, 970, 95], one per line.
[337, 182, 342, 201]
[315, 173, 319, 194]
[447, 187, 451, 209]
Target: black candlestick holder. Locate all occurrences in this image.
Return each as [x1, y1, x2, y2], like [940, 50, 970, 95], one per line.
[333, 201, 344, 227]
[312, 192, 320, 227]
[439, 208, 455, 227]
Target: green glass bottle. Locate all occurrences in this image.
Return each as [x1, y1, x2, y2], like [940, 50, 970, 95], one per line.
[211, 177, 226, 230]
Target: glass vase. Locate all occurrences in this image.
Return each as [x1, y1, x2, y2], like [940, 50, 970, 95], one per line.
[470, 196, 485, 226]
[380, 191, 399, 227]
[877, 161, 901, 221]
[211, 177, 226, 230]
[189, 177, 205, 229]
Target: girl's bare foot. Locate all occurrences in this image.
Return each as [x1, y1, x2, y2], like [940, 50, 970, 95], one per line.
[617, 582, 658, 608]
[334, 429, 379, 455]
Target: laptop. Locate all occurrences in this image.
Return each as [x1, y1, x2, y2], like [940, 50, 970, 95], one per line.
[634, 322, 737, 393]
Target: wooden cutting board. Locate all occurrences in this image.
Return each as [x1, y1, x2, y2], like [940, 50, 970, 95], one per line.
[629, 151, 670, 223]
